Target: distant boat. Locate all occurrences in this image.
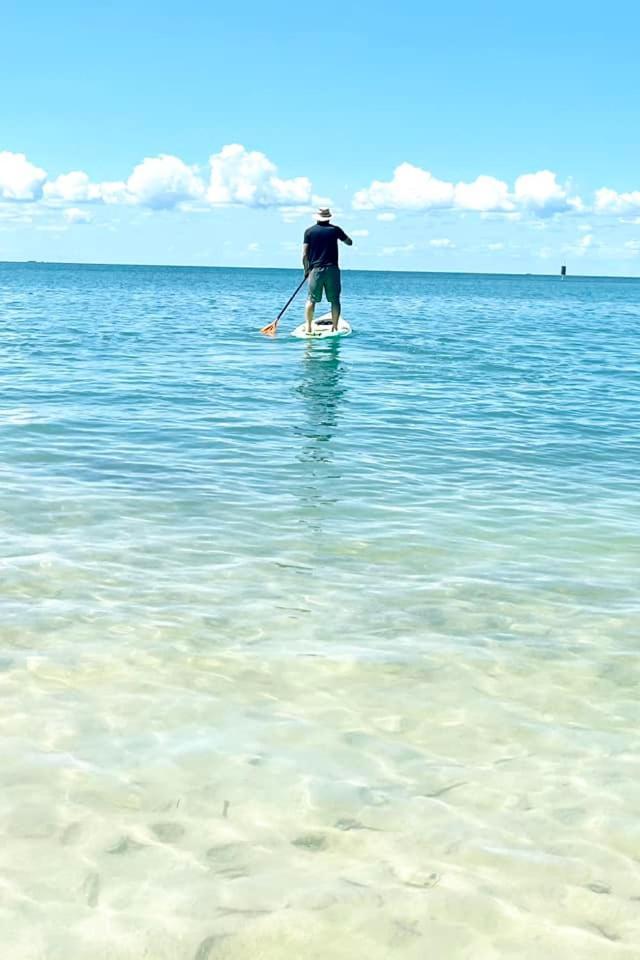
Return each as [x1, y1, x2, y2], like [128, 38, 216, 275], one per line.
[561, 264, 567, 278]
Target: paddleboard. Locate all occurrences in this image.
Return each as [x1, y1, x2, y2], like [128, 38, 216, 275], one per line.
[291, 312, 352, 339]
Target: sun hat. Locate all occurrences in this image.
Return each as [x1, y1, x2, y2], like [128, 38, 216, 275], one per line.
[316, 207, 332, 222]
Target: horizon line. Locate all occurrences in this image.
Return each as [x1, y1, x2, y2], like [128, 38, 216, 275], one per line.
[1, 259, 639, 282]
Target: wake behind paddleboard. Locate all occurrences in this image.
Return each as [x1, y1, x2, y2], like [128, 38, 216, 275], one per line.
[291, 312, 352, 339]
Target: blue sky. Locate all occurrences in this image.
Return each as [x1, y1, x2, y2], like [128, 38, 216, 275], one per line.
[2, 0, 639, 274]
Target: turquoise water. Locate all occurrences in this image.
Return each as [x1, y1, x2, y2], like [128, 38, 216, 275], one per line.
[1, 262, 639, 958]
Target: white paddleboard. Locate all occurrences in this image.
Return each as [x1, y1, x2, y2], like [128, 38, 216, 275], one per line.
[291, 312, 352, 339]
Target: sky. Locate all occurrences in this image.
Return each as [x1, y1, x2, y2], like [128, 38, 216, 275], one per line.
[1, 0, 640, 274]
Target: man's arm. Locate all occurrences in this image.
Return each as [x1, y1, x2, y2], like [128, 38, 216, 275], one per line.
[338, 227, 353, 246]
[302, 242, 310, 275]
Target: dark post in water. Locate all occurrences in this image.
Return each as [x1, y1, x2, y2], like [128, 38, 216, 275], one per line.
[561, 264, 567, 278]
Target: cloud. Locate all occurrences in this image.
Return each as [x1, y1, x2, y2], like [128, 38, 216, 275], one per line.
[453, 175, 512, 212]
[354, 165, 581, 217]
[64, 207, 92, 224]
[429, 237, 454, 247]
[487, 242, 504, 251]
[594, 187, 640, 214]
[354, 163, 454, 211]
[0, 151, 47, 201]
[574, 233, 595, 255]
[624, 239, 640, 253]
[44, 170, 103, 202]
[14, 143, 311, 213]
[44, 157, 201, 209]
[351, 229, 369, 237]
[208, 144, 311, 207]
[377, 212, 396, 221]
[513, 170, 579, 216]
[126, 155, 205, 209]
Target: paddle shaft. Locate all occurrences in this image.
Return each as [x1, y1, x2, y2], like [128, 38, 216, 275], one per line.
[276, 273, 308, 323]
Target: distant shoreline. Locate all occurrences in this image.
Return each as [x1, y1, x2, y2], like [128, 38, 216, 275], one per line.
[2, 260, 639, 281]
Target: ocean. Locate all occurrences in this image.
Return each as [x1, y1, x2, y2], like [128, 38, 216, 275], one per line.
[1, 262, 639, 959]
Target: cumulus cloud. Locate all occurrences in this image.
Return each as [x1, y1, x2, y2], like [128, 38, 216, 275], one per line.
[430, 237, 454, 248]
[354, 164, 581, 217]
[354, 163, 454, 211]
[44, 170, 103, 202]
[8, 144, 311, 213]
[513, 170, 579, 216]
[44, 157, 201, 209]
[0, 151, 47, 201]
[64, 207, 92, 224]
[453, 175, 512, 212]
[126, 154, 204, 209]
[208, 144, 311, 207]
[594, 187, 640, 214]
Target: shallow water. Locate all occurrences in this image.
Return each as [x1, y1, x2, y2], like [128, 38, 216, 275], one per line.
[1, 262, 639, 958]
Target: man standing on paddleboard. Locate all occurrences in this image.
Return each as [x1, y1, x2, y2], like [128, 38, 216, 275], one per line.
[303, 208, 352, 334]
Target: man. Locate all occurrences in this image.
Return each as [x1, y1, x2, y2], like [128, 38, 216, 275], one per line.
[303, 208, 352, 333]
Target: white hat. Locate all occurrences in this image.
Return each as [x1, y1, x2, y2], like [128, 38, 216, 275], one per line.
[316, 207, 332, 222]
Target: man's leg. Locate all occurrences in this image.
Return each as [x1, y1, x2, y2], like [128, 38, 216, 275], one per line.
[305, 299, 315, 334]
[306, 268, 320, 333]
[327, 266, 341, 330]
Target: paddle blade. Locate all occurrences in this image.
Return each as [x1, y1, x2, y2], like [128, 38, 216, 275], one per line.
[260, 319, 278, 337]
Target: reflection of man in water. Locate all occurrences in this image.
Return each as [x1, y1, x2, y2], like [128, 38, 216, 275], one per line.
[295, 341, 345, 529]
[296, 341, 344, 458]
[302, 208, 352, 335]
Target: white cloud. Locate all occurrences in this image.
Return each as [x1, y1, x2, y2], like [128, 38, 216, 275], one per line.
[377, 212, 396, 221]
[126, 154, 204, 209]
[208, 144, 311, 207]
[430, 237, 454, 248]
[247, 242, 260, 252]
[64, 207, 92, 224]
[624, 239, 640, 253]
[354, 165, 581, 217]
[44, 170, 102, 202]
[579, 233, 593, 248]
[354, 162, 454, 211]
[513, 170, 579, 216]
[454, 175, 512, 212]
[0, 151, 47, 201]
[98, 181, 131, 205]
[594, 187, 640, 214]
[44, 157, 200, 209]
[40, 144, 312, 213]
[351, 229, 369, 237]
[487, 242, 504, 251]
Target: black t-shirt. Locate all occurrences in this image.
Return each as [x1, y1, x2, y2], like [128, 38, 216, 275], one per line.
[303, 223, 348, 268]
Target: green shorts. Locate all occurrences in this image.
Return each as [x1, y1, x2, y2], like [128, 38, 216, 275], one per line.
[307, 265, 341, 304]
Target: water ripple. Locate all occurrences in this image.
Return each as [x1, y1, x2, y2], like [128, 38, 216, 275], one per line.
[1, 263, 639, 958]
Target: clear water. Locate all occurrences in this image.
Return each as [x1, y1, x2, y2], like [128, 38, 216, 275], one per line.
[1, 262, 639, 959]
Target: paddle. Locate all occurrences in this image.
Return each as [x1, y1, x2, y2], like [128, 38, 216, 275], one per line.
[260, 273, 308, 337]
